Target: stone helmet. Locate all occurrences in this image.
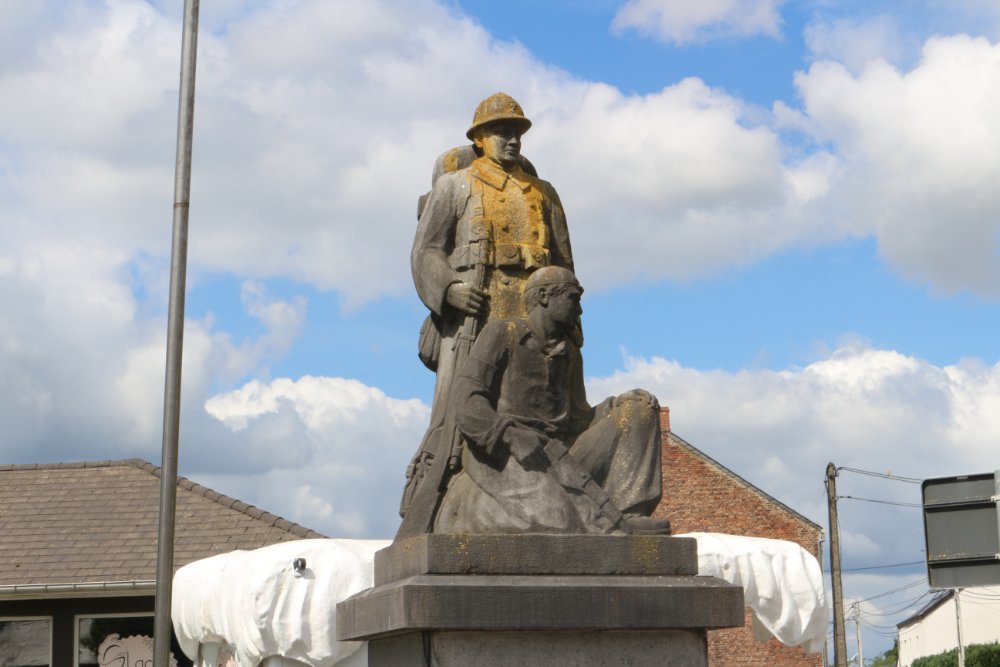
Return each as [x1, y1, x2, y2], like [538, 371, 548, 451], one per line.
[466, 92, 532, 140]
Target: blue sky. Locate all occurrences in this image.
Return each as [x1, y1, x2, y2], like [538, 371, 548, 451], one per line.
[4, 0, 1000, 659]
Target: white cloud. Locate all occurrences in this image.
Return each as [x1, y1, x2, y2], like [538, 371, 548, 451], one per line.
[2, 2, 999, 305]
[611, 0, 785, 44]
[531, 80, 840, 288]
[587, 343, 1000, 570]
[804, 15, 909, 73]
[0, 0, 844, 307]
[181, 337, 1000, 552]
[201, 376, 429, 537]
[793, 34, 1000, 296]
[0, 245, 308, 465]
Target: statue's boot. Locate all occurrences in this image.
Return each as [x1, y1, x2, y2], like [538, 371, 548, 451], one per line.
[621, 515, 672, 535]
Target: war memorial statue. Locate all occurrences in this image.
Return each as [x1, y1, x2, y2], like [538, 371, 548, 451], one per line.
[338, 93, 743, 667]
[397, 93, 669, 538]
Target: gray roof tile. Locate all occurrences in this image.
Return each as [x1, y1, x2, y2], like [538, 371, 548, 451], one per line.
[0, 459, 327, 586]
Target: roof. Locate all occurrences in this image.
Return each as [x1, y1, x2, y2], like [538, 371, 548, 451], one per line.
[667, 431, 824, 532]
[897, 590, 952, 629]
[0, 459, 327, 589]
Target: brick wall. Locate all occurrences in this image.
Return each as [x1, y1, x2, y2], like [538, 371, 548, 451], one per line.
[654, 408, 825, 667]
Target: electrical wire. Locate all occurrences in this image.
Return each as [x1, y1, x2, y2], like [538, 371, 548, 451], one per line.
[837, 494, 923, 508]
[857, 578, 926, 603]
[859, 610, 920, 630]
[956, 599, 1000, 608]
[837, 467, 922, 484]
[829, 560, 925, 573]
[863, 591, 935, 617]
[962, 588, 1000, 602]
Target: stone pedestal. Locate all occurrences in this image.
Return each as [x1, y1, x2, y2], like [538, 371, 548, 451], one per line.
[337, 534, 743, 667]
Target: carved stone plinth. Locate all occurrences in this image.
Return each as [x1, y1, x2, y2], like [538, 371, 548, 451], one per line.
[336, 534, 744, 667]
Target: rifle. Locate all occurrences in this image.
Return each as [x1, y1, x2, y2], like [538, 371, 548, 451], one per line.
[395, 238, 489, 540]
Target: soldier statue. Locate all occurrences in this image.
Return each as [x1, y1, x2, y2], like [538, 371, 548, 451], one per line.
[397, 94, 667, 538]
[397, 93, 576, 538]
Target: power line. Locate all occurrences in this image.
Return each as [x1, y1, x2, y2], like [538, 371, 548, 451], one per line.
[838, 494, 923, 508]
[864, 591, 935, 617]
[960, 589, 1000, 600]
[857, 578, 926, 603]
[859, 610, 918, 629]
[957, 598, 1000, 607]
[827, 560, 925, 573]
[838, 466, 922, 484]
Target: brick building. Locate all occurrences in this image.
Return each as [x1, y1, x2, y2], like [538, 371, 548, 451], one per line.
[653, 408, 826, 667]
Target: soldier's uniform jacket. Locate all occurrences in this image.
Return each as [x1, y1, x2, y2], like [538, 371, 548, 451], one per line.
[412, 156, 574, 325]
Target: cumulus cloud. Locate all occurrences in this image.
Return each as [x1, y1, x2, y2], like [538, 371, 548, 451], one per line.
[611, 0, 785, 44]
[15, 0, 998, 307]
[588, 343, 1000, 574]
[531, 80, 840, 288]
[792, 35, 1000, 296]
[0, 243, 308, 466]
[3, 1, 999, 303]
[804, 15, 909, 73]
[201, 376, 428, 537]
[181, 336, 1000, 553]
[0, 0, 844, 307]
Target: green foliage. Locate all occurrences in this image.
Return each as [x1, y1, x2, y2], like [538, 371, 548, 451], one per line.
[871, 639, 899, 667]
[968, 643, 1000, 667]
[912, 643, 1000, 667]
[913, 649, 956, 667]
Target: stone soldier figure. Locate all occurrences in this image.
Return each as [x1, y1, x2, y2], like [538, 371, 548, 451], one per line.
[436, 267, 670, 535]
[397, 93, 575, 538]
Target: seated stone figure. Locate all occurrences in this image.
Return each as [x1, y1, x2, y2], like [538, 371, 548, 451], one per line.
[435, 266, 670, 535]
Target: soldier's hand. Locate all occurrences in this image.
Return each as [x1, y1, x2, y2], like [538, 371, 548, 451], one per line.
[505, 427, 548, 471]
[446, 282, 488, 316]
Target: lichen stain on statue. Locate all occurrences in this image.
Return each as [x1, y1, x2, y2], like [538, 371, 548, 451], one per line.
[397, 93, 670, 540]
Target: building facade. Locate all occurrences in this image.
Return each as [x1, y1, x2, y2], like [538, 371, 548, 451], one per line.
[898, 587, 1000, 666]
[0, 460, 325, 667]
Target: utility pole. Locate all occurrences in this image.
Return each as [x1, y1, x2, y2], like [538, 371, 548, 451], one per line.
[853, 601, 863, 667]
[827, 462, 848, 667]
[153, 0, 199, 665]
[955, 589, 965, 667]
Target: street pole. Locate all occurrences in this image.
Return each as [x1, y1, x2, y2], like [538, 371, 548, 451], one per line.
[153, 0, 199, 664]
[818, 534, 830, 667]
[853, 602, 863, 667]
[956, 589, 965, 667]
[827, 463, 848, 667]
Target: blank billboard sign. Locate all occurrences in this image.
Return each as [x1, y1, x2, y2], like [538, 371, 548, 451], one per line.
[922, 471, 1000, 589]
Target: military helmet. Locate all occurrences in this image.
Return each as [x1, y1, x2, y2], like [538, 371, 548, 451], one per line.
[466, 92, 532, 140]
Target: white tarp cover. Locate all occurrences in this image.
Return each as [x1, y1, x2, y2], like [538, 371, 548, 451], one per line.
[172, 539, 389, 667]
[173, 534, 826, 666]
[687, 532, 828, 654]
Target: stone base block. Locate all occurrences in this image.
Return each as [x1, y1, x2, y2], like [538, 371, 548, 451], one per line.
[370, 629, 706, 667]
[336, 534, 744, 666]
[373, 533, 698, 584]
[338, 573, 742, 640]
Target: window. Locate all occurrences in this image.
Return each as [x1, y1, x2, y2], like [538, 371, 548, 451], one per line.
[0, 617, 52, 667]
[76, 615, 190, 667]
